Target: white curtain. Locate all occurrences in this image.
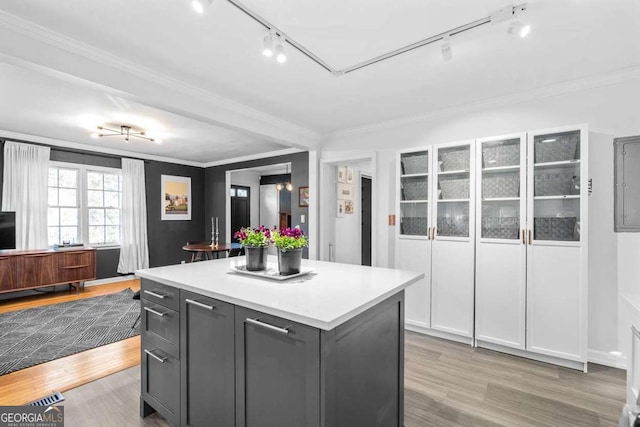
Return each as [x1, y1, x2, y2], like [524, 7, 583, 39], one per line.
[118, 158, 149, 273]
[2, 141, 50, 250]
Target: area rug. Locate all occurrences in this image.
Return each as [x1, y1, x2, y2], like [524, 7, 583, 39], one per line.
[0, 288, 140, 375]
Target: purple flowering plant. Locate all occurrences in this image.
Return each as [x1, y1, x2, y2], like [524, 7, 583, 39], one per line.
[233, 226, 273, 247]
[273, 226, 308, 251]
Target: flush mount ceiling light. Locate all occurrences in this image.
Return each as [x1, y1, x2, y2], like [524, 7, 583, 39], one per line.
[91, 125, 160, 144]
[224, 0, 528, 75]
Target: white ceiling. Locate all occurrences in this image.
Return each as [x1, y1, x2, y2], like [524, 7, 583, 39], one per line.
[0, 0, 637, 165]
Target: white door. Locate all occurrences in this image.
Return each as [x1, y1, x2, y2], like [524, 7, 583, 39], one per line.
[398, 149, 432, 329]
[526, 126, 588, 364]
[431, 140, 475, 339]
[475, 134, 527, 349]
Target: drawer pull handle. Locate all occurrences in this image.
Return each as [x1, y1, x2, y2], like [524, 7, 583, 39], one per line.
[143, 307, 165, 317]
[143, 290, 166, 299]
[246, 318, 289, 335]
[144, 349, 168, 363]
[186, 299, 215, 310]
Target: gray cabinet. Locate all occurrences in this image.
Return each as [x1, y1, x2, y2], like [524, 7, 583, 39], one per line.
[615, 136, 640, 231]
[180, 290, 235, 427]
[235, 307, 320, 427]
[140, 279, 181, 427]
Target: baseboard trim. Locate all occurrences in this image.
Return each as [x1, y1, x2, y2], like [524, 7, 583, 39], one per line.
[405, 322, 474, 346]
[84, 275, 136, 287]
[588, 349, 628, 370]
[477, 340, 587, 372]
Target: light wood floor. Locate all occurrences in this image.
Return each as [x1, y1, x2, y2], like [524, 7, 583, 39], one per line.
[1, 281, 626, 426]
[0, 279, 141, 405]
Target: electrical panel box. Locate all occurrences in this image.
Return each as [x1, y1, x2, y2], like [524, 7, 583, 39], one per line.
[614, 136, 640, 232]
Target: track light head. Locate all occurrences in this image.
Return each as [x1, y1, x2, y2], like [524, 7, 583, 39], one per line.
[262, 32, 273, 57]
[508, 20, 530, 37]
[275, 40, 287, 63]
[192, 0, 204, 14]
[440, 35, 452, 62]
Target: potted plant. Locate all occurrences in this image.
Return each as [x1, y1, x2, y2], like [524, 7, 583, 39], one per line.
[234, 226, 272, 271]
[273, 226, 307, 275]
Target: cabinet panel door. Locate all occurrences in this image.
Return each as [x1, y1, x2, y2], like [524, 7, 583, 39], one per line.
[398, 238, 431, 328]
[17, 253, 57, 287]
[0, 257, 17, 291]
[235, 307, 320, 427]
[526, 245, 585, 361]
[141, 343, 180, 427]
[180, 290, 235, 427]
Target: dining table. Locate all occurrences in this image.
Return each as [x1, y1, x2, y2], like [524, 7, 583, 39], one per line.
[182, 242, 233, 262]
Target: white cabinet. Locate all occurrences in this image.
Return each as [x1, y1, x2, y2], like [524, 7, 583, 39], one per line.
[398, 141, 475, 343]
[399, 125, 588, 369]
[474, 125, 588, 370]
[475, 133, 527, 349]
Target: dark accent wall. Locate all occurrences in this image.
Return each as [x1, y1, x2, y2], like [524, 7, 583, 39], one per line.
[205, 152, 310, 258]
[0, 139, 206, 275]
[145, 161, 205, 267]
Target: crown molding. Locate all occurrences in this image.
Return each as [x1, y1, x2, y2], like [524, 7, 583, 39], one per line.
[0, 10, 321, 146]
[0, 129, 207, 168]
[203, 148, 303, 168]
[328, 65, 640, 139]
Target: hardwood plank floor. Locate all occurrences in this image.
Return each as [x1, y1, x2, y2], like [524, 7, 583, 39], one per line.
[1, 282, 626, 426]
[59, 332, 625, 427]
[0, 279, 141, 405]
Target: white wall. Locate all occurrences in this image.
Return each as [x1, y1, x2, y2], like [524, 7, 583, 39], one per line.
[320, 77, 640, 365]
[230, 170, 260, 227]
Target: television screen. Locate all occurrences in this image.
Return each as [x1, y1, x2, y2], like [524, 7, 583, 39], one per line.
[0, 212, 16, 250]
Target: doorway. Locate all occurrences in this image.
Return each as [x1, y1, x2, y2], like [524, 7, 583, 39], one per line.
[230, 185, 250, 243]
[361, 175, 372, 266]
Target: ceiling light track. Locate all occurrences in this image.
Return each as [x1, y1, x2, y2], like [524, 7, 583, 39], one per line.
[223, 0, 528, 76]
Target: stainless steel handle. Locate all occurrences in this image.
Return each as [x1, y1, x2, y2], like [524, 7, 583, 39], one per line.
[143, 289, 165, 299]
[246, 318, 289, 335]
[186, 299, 215, 310]
[144, 349, 168, 363]
[143, 306, 165, 317]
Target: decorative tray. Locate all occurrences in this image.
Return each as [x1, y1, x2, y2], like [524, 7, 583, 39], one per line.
[229, 265, 314, 281]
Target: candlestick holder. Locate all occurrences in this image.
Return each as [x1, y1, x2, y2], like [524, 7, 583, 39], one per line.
[211, 224, 219, 249]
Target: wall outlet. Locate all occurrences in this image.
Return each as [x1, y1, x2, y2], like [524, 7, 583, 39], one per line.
[301, 214, 306, 223]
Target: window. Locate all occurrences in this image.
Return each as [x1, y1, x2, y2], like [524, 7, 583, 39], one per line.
[48, 163, 122, 247]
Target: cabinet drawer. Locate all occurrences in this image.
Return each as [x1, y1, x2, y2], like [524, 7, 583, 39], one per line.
[57, 250, 95, 267]
[17, 253, 58, 287]
[141, 346, 180, 427]
[0, 257, 17, 291]
[141, 279, 179, 311]
[142, 300, 179, 358]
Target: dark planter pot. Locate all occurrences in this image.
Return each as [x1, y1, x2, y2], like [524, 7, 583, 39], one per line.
[277, 248, 303, 276]
[245, 246, 268, 271]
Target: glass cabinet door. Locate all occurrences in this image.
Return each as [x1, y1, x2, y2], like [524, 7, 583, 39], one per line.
[399, 150, 429, 236]
[479, 138, 522, 240]
[436, 145, 470, 238]
[531, 130, 581, 242]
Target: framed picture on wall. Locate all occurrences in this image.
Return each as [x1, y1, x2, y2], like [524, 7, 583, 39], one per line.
[161, 175, 192, 221]
[299, 186, 309, 207]
[346, 167, 354, 184]
[337, 183, 353, 200]
[337, 200, 345, 218]
[337, 166, 347, 183]
[345, 200, 354, 214]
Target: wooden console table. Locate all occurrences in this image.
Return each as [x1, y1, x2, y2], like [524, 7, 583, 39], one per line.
[0, 247, 97, 295]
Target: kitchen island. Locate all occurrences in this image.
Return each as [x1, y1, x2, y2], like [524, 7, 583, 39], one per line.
[136, 256, 423, 427]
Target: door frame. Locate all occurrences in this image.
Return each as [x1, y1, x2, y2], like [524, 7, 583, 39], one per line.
[319, 153, 378, 266]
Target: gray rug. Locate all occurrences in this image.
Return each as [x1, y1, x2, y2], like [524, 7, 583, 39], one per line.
[0, 288, 140, 375]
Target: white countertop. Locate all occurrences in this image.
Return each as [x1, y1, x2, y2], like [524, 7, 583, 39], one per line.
[136, 256, 423, 330]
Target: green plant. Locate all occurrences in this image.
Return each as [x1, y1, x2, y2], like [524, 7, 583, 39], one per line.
[273, 226, 307, 251]
[234, 226, 272, 247]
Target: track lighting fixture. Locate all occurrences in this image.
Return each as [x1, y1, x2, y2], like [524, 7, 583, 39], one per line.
[275, 38, 287, 63]
[440, 35, 452, 62]
[91, 125, 160, 144]
[262, 32, 274, 57]
[192, 0, 213, 15]
[508, 4, 531, 38]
